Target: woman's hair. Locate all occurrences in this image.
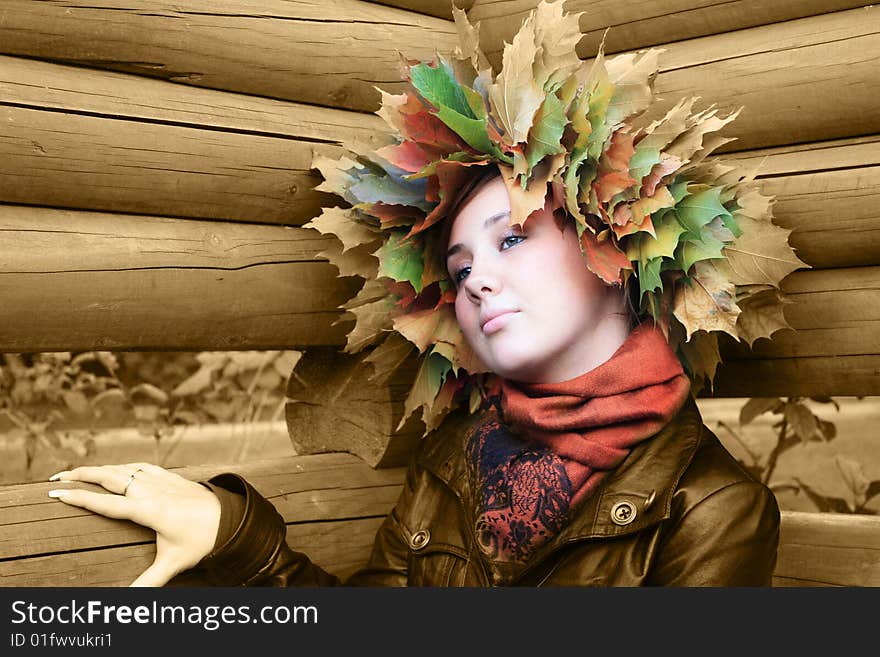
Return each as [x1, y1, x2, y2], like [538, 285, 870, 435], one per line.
[438, 164, 503, 256]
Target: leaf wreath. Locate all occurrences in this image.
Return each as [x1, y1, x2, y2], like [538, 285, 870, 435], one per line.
[305, 1, 809, 437]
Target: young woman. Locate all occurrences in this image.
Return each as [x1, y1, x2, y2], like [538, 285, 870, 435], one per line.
[47, 164, 780, 587]
[47, 2, 797, 586]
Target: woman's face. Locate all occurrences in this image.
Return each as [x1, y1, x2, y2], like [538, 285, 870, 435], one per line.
[446, 176, 627, 383]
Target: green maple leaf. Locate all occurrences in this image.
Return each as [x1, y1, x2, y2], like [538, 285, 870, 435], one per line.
[410, 60, 508, 160]
[524, 90, 568, 175]
[668, 179, 690, 203]
[398, 351, 451, 431]
[625, 209, 685, 264]
[675, 187, 732, 240]
[375, 232, 424, 293]
[636, 256, 664, 301]
[676, 234, 726, 274]
[350, 171, 432, 211]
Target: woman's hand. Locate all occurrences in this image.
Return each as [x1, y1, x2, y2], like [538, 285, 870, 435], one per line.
[47, 462, 221, 587]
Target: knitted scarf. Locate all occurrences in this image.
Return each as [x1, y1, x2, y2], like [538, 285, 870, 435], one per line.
[465, 322, 692, 563]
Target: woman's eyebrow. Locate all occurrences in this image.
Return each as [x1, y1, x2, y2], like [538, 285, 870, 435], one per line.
[445, 211, 512, 260]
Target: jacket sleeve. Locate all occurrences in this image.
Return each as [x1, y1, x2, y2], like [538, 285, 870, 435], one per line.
[195, 460, 419, 586]
[646, 481, 781, 586]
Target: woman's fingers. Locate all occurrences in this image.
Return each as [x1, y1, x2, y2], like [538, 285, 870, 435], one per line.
[49, 464, 140, 495]
[48, 487, 135, 520]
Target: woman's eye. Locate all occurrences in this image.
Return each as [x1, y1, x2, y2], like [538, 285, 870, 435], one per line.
[454, 266, 471, 284]
[501, 235, 525, 249]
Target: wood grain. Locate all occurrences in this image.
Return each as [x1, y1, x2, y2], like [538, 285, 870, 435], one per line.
[0, 54, 387, 144]
[376, 0, 474, 20]
[0, 0, 458, 112]
[0, 105, 341, 225]
[468, 0, 871, 58]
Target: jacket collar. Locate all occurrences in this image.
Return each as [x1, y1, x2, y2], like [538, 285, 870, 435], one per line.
[418, 394, 705, 545]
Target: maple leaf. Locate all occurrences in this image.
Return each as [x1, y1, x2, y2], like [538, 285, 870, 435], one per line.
[451, 5, 492, 74]
[312, 154, 362, 203]
[500, 152, 565, 227]
[732, 187, 774, 220]
[629, 185, 676, 224]
[678, 329, 722, 395]
[611, 212, 655, 240]
[531, 0, 584, 91]
[625, 208, 684, 263]
[665, 107, 740, 166]
[676, 233, 726, 274]
[374, 231, 425, 293]
[594, 171, 638, 204]
[316, 239, 379, 280]
[362, 202, 422, 229]
[604, 49, 661, 126]
[642, 154, 683, 196]
[392, 306, 442, 353]
[397, 351, 451, 432]
[338, 288, 396, 354]
[735, 287, 796, 348]
[488, 14, 544, 146]
[375, 141, 434, 173]
[523, 90, 568, 176]
[422, 373, 465, 434]
[672, 259, 741, 341]
[579, 228, 631, 285]
[407, 158, 490, 237]
[419, 227, 450, 290]
[410, 59, 508, 160]
[349, 166, 432, 211]
[363, 332, 416, 384]
[675, 187, 732, 240]
[723, 215, 807, 286]
[303, 207, 379, 253]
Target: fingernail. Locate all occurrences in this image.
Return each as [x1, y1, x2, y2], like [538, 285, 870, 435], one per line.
[48, 490, 69, 499]
[48, 472, 66, 482]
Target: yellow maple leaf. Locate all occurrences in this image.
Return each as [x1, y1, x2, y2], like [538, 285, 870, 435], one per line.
[723, 215, 807, 286]
[304, 207, 380, 253]
[673, 259, 741, 341]
[488, 14, 543, 145]
[735, 287, 796, 348]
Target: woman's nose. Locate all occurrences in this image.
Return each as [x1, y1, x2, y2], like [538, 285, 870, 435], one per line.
[463, 262, 501, 301]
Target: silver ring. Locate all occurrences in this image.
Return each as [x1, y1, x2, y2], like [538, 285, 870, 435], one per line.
[122, 468, 143, 496]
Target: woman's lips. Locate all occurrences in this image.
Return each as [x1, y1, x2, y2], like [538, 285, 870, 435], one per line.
[482, 311, 518, 335]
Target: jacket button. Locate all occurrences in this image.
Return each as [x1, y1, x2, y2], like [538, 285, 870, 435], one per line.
[610, 501, 637, 526]
[409, 529, 430, 550]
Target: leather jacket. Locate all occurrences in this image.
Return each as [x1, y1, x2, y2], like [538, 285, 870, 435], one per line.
[198, 395, 780, 586]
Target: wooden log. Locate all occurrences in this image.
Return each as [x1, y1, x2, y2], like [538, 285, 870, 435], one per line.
[0, 54, 387, 145]
[0, 0, 458, 113]
[475, 6, 879, 152]
[0, 205, 336, 271]
[377, 0, 474, 20]
[0, 210, 366, 351]
[468, 0, 871, 59]
[284, 347, 423, 469]
[772, 511, 880, 587]
[710, 356, 880, 398]
[1, 456, 877, 586]
[0, 105, 340, 224]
